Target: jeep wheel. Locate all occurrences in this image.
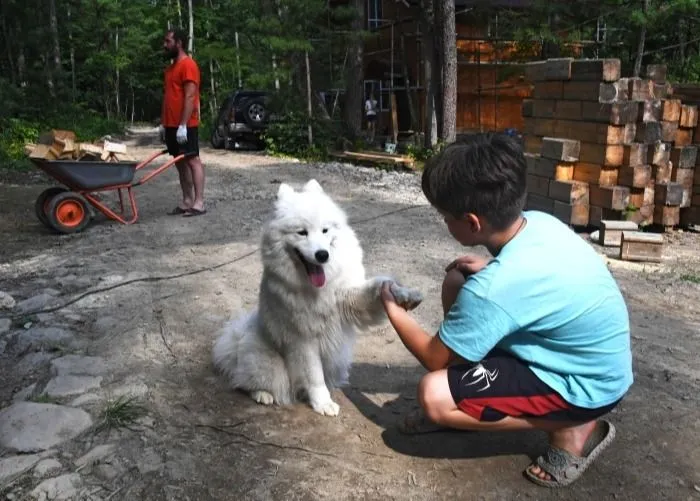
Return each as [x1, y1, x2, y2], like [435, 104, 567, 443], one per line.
[211, 127, 225, 149]
[241, 98, 267, 129]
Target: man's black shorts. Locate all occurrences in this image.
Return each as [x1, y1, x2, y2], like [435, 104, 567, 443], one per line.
[447, 349, 621, 422]
[164, 126, 199, 158]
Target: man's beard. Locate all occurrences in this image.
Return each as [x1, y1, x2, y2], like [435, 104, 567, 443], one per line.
[163, 47, 178, 60]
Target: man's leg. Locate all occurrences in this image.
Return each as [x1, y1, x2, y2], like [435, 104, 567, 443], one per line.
[165, 127, 194, 213]
[175, 160, 195, 210]
[183, 126, 205, 214]
[187, 155, 205, 212]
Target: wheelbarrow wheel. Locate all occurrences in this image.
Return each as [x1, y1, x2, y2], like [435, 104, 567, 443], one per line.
[46, 192, 91, 234]
[35, 187, 68, 228]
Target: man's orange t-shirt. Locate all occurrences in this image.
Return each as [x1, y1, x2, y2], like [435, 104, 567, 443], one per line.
[162, 56, 200, 128]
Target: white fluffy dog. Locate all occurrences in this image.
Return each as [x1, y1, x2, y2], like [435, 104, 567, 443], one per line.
[212, 179, 423, 416]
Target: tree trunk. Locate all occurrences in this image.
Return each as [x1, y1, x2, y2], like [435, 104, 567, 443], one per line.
[68, 3, 76, 102]
[235, 31, 242, 88]
[115, 29, 120, 118]
[1, 10, 16, 84]
[633, 0, 650, 77]
[187, 0, 194, 53]
[400, 34, 419, 132]
[49, 0, 61, 68]
[344, 0, 365, 138]
[209, 58, 217, 118]
[306, 50, 313, 146]
[439, 0, 457, 143]
[177, 0, 183, 29]
[420, 0, 438, 147]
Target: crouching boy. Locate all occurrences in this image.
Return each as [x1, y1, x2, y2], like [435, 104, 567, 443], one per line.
[380, 133, 633, 488]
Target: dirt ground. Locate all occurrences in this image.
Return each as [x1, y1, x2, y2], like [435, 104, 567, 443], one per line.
[1, 129, 700, 501]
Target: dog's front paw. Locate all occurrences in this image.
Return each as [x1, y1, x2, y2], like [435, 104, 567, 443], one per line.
[311, 399, 340, 417]
[390, 283, 424, 311]
[251, 390, 275, 405]
[308, 386, 340, 417]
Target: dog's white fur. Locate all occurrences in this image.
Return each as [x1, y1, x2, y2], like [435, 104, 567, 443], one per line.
[212, 179, 422, 416]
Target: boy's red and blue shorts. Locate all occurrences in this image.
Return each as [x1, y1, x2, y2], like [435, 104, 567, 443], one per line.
[446, 349, 621, 422]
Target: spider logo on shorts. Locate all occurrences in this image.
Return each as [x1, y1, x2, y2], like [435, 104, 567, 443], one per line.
[461, 363, 499, 392]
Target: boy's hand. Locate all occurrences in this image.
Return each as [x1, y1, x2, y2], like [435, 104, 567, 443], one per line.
[445, 255, 491, 275]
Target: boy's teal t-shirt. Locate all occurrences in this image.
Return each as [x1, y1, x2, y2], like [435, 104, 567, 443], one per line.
[438, 210, 633, 409]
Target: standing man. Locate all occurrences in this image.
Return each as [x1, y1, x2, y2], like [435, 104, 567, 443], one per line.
[160, 29, 206, 216]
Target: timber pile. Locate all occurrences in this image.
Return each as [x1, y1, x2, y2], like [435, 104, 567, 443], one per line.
[24, 129, 135, 163]
[522, 58, 700, 231]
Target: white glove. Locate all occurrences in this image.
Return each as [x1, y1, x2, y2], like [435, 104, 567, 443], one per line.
[176, 125, 188, 144]
[158, 125, 165, 143]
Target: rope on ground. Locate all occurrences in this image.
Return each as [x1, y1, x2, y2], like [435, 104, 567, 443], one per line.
[1, 204, 426, 320]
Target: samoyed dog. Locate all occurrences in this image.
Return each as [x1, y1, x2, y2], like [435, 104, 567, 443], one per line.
[212, 179, 423, 417]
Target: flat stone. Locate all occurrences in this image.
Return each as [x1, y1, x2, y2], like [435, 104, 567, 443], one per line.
[30, 473, 82, 501]
[69, 394, 102, 407]
[0, 403, 93, 452]
[44, 376, 103, 398]
[0, 291, 16, 309]
[0, 453, 43, 485]
[74, 444, 116, 469]
[136, 447, 163, 475]
[15, 352, 57, 376]
[13, 383, 38, 403]
[33, 458, 62, 477]
[15, 327, 78, 353]
[110, 382, 149, 399]
[50, 355, 108, 376]
[42, 288, 61, 297]
[14, 294, 59, 315]
[36, 313, 56, 323]
[0, 318, 11, 335]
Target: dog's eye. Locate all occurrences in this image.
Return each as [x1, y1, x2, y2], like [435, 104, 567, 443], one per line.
[322, 228, 328, 234]
[297, 230, 308, 236]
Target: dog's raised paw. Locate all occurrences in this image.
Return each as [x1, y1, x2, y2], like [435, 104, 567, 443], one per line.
[251, 390, 275, 405]
[390, 283, 424, 311]
[311, 399, 340, 417]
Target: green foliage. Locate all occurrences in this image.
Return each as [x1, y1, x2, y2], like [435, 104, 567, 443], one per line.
[263, 111, 339, 161]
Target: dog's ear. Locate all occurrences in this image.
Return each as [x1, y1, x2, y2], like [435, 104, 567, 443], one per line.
[277, 183, 295, 198]
[302, 179, 324, 193]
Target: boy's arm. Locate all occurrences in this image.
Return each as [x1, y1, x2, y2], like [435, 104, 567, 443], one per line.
[381, 284, 456, 371]
[180, 81, 197, 126]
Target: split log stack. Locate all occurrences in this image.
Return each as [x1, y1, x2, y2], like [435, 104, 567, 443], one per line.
[24, 130, 135, 163]
[522, 58, 700, 231]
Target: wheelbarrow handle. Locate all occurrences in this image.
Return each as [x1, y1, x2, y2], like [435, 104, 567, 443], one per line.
[133, 152, 194, 186]
[135, 149, 170, 171]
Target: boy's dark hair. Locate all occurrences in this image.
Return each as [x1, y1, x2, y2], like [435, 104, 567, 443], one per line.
[421, 132, 527, 230]
[168, 29, 188, 49]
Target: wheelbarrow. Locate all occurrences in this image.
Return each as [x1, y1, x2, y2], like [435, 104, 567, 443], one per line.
[31, 150, 190, 234]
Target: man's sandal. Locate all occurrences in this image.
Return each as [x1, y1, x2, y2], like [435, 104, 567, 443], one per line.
[397, 409, 449, 435]
[524, 419, 616, 488]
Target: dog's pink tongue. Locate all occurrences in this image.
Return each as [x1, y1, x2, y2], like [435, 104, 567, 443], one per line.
[308, 265, 326, 287]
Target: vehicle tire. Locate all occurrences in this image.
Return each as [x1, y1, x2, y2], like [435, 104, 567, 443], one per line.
[46, 192, 91, 234]
[35, 187, 68, 228]
[240, 98, 268, 129]
[211, 126, 225, 149]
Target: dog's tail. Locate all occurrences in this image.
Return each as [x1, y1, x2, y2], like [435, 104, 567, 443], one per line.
[212, 310, 257, 376]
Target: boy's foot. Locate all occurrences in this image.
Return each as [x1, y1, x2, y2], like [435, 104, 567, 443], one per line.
[524, 419, 616, 488]
[397, 409, 449, 434]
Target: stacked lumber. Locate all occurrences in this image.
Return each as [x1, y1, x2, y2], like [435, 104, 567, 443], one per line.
[522, 58, 698, 230]
[25, 130, 135, 163]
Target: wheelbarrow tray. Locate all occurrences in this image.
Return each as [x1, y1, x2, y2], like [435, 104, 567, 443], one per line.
[35, 160, 138, 190]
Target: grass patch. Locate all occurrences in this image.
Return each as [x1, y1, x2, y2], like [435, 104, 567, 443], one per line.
[96, 395, 146, 432]
[680, 274, 700, 284]
[30, 394, 58, 404]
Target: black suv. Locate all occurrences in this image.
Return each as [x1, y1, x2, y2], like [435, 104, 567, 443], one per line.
[211, 90, 271, 150]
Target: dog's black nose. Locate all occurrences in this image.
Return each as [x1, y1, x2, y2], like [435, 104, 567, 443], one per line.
[315, 250, 329, 263]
